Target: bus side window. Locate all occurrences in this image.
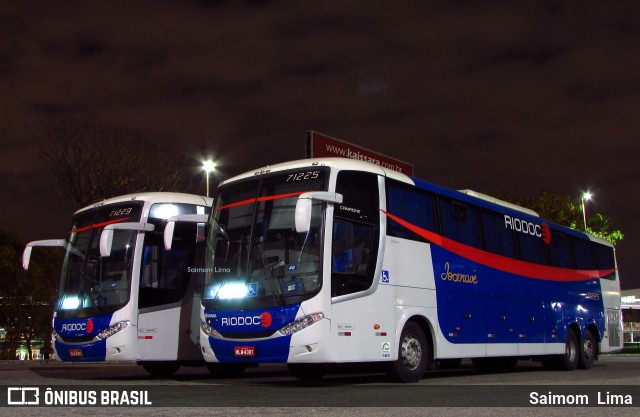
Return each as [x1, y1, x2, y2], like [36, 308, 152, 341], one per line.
[439, 198, 480, 248]
[550, 231, 574, 268]
[332, 171, 380, 297]
[139, 230, 191, 309]
[386, 179, 437, 242]
[481, 210, 516, 258]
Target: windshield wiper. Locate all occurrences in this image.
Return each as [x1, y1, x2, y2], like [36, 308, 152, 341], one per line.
[265, 259, 285, 306]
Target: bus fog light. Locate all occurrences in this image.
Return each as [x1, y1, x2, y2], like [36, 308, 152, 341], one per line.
[201, 321, 219, 337]
[277, 313, 324, 336]
[96, 320, 130, 340]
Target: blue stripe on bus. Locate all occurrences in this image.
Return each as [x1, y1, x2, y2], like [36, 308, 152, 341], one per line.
[205, 305, 300, 362]
[53, 314, 113, 361]
[207, 335, 293, 363]
[55, 339, 107, 361]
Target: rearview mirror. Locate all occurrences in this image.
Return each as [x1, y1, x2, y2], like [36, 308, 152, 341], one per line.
[164, 214, 209, 250]
[99, 222, 155, 257]
[22, 239, 67, 270]
[295, 192, 343, 233]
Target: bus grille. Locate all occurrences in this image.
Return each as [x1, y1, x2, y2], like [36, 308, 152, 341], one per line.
[59, 335, 95, 343]
[219, 330, 275, 339]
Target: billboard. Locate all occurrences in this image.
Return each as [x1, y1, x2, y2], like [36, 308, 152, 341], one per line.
[306, 131, 414, 176]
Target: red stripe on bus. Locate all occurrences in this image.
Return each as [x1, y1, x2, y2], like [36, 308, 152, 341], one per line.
[70, 217, 130, 234]
[382, 210, 615, 282]
[216, 192, 307, 211]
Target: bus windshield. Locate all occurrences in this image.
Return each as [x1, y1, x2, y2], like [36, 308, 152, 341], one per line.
[56, 202, 144, 317]
[204, 168, 327, 310]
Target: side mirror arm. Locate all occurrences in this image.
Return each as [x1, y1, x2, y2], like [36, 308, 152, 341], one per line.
[295, 192, 343, 233]
[99, 222, 155, 257]
[164, 214, 209, 250]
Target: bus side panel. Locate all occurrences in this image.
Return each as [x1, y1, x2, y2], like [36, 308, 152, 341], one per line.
[600, 276, 623, 353]
[430, 244, 608, 357]
[329, 283, 397, 362]
[327, 236, 435, 363]
[138, 306, 181, 361]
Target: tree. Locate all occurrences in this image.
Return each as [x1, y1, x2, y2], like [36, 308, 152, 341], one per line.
[32, 111, 197, 212]
[0, 231, 59, 360]
[496, 191, 624, 245]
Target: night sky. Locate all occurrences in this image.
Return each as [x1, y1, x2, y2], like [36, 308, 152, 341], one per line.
[1, 1, 639, 289]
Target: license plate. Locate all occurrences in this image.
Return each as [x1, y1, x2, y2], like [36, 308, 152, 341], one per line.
[69, 349, 84, 358]
[234, 346, 255, 357]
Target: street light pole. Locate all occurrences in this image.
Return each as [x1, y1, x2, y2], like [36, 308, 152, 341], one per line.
[581, 191, 592, 231]
[202, 160, 216, 197]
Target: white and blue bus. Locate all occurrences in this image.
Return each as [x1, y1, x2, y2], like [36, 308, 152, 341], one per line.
[23, 192, 212, 376]
[166, 158, 622, 382]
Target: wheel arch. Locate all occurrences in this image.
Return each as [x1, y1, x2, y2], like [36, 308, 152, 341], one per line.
[399, 314, 435, 368]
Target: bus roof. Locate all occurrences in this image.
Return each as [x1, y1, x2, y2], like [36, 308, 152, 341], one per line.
[75, 192, 213, 215]
[219, 157, 413, 187]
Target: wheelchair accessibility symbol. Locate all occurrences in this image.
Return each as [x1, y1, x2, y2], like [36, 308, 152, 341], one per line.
[247, 283, 258, 297]
[381, 270, 390, 283]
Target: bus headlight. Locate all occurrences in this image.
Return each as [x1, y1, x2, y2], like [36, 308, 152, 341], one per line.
[96, 320, 130, 340]
[201, 320, 219, 337]
[277, 313, 324, 336]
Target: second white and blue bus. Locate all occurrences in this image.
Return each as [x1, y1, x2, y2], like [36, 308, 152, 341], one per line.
[23, 192, 212, 376]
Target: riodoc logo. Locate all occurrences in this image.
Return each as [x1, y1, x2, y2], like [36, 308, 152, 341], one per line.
[504, 215, 552, 245]
[260, 312, 272, 327]
[220, 312, 272, 328]
[60, 319, 94, 334]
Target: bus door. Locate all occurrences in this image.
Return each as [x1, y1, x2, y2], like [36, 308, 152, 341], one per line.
[137, 225, 200, 361]
[329, 171, 386, 361]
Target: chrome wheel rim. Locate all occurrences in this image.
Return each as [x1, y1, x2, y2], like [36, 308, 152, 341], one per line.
[401, 334, 422, 370]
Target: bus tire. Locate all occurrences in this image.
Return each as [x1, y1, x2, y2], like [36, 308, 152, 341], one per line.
[555, 329, 579, 371]
[578, 330, 597, 369]
[288, 364, 325, 381]
[142, 361, 180, 377]
[388, 321, 429, 383]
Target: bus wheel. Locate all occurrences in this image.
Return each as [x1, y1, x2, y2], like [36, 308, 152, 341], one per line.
[554, 329, 579, 371]
[388, 322, 429, 383]
[206, 363, 247, 378]
[288, 364, 325, 382]
[142, 362, 180, 377]
[578, 330, 597, 369]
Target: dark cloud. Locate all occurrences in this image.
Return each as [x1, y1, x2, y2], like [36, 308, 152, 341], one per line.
[1, 0, 639, 288]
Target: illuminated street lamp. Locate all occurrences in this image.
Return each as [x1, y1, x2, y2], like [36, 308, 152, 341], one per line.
[581, 191, 592, 231]
[202, 160, 216, 197]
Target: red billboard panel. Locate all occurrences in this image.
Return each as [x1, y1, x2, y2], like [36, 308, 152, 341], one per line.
[306, 131, 414, 176]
